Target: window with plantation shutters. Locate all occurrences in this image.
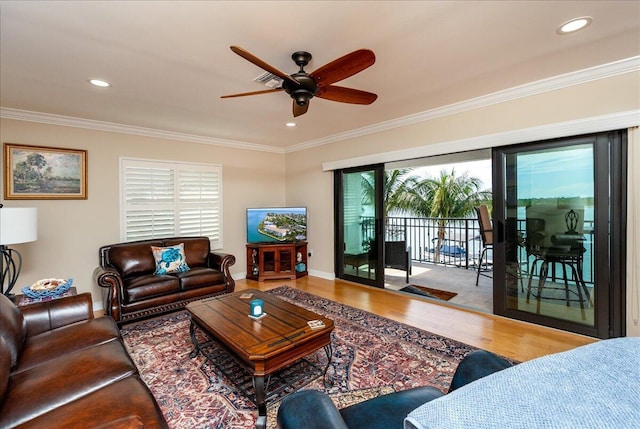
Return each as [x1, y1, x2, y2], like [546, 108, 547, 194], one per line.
[121, 158, 222, 249]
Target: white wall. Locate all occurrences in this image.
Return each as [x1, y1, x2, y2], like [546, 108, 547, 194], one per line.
[0, 119, 286, 307]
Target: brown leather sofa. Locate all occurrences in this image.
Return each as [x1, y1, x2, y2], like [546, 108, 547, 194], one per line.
[0, 292, 168, 428]
[94, 236, 235, 325]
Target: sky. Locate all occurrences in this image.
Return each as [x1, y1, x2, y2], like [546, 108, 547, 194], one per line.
[408, 145, 593, 200]
[412, 160, 493, 192]
[515, 146, 593, 199]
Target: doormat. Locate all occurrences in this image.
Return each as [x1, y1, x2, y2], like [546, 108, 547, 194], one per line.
[400, 284, 458, 301]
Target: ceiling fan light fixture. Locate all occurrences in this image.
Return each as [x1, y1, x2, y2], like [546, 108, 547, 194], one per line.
[286, 122, 296, 127]
[293, 91, 311, 106]
[556, 16, 592, 34]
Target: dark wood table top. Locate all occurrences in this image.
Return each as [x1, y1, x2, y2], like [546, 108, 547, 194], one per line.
[186, 289, 334, 376]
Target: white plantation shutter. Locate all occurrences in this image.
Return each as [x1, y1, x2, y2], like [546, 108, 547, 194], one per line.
[121, 159, 223, 248]
[178, 167, 222, 245]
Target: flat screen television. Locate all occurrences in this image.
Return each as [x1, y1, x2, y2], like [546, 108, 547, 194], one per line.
[246, 207, 307, 244]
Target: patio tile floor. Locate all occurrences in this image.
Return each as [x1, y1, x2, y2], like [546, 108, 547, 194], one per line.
[386, 262, 593, 326]
[385, 262, 493, 313]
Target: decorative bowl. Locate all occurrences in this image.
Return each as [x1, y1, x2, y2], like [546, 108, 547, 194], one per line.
[21, 278, 73, 299]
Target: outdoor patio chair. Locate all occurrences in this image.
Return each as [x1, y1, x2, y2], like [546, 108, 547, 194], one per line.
[385, 240, 411, 283]
[474, 204, 493, 286]
[524, 207, 591, 319]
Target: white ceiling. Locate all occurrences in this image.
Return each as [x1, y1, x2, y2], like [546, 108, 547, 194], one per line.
[1, 1, 639, 150]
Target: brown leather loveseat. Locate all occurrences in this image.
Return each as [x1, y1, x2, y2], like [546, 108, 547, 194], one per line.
[0, 292, 168, 428]
[94, 236, 235, 325]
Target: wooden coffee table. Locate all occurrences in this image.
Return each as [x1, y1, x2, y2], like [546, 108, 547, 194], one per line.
[186, 289, 334, 429]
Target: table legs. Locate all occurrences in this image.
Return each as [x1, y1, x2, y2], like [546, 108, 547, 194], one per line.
[190, 319, 268, 428]
[253, 344, 332, 429]
[254, 375, 267, 429]
[188, 317, 333, 429]
[323, 344, 333, 387]
[188, 319, 201, 359]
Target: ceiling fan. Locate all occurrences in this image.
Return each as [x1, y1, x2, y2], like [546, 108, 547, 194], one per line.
[221, 46, 377, 117]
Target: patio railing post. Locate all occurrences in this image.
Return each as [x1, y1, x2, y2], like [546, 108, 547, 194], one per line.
[465, 218, 470, 269]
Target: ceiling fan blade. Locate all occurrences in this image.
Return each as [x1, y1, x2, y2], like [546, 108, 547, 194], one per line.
[221, 88, 283, 98]
[316, 85, 377, 105]
[293, 101, 309, 117]
[310, 49, 375, 87]
[230, 46, 300, 87]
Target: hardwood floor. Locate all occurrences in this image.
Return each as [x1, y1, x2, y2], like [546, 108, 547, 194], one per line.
[235, 275, 596, 362]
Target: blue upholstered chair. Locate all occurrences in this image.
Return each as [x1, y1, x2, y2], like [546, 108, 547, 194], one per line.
[276, 350, 513, 429]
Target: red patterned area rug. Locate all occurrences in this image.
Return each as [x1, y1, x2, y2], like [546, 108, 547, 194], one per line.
[120, 286, 478, 428]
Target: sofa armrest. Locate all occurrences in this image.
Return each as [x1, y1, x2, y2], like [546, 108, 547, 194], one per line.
[21, 293, 95, 337]
[278, 387, 444, 429]
[340, 386, 443, 428]
[277, 390, 349, 429]
[448, 349, 513, 392]
[208, 252, 236, 292]
[94, 266, 125, 322]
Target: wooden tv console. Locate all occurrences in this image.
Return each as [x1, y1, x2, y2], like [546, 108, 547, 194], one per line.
[246, 242, 308, 281]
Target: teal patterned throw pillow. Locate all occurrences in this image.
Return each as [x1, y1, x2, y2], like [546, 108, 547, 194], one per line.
[151, 243, 190, 275]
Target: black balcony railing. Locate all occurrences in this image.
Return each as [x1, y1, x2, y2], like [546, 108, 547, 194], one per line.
[385, 216, 477, 268]
[359, 215, 595, 285]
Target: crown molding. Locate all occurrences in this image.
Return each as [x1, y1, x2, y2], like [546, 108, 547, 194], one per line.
[288, 56, 640, 153]
[322, 109, 640, 171]
[0, 108, 285, 154]
[2, 56, 638, 154]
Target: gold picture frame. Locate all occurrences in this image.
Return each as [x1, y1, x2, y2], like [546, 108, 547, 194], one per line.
[4, 143, 87, 200]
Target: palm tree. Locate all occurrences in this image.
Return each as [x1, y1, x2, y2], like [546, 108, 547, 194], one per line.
[399, 168, 491, 259]
[358, 168, 419, 249]
[360, 168, 419, 217]
[360, 167, 489, 258]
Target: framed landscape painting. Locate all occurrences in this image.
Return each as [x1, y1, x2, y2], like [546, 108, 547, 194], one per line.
[4, 143, 87, 199]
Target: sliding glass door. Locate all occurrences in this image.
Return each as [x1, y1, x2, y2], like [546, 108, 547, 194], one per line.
[493, 131, 626, 338]
[334, 165, 385, 288]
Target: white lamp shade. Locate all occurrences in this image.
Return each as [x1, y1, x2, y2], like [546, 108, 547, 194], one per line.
[0, 208, 38, 245]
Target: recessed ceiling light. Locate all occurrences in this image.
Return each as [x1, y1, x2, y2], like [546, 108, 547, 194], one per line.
[556, 16, 592, 35]
[89, 79, 111, 87]
[286, 122, 296, 127]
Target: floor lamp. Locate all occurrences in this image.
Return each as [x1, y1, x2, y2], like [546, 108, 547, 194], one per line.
[0, 205, 38, 297]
